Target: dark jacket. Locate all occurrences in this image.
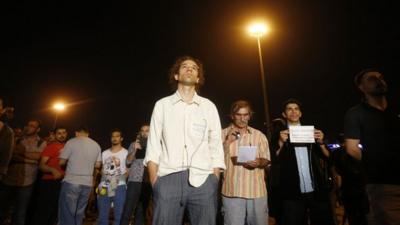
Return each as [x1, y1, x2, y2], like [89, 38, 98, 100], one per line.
[0, 124, 14, 176]
[276, 126, 332, 200]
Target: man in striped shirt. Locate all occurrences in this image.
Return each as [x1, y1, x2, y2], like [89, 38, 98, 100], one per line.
[221, 100, 270, 225]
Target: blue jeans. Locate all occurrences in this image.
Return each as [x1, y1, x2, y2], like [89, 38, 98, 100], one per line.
[58, 181, 92, 225]
[97, 184, 127, 225]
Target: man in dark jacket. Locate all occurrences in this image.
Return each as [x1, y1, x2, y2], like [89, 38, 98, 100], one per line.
[275, 98, 334, 225]
[0, 97, 14, 181]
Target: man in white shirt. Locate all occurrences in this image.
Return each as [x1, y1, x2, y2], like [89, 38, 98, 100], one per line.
[144, 56, 225, 225]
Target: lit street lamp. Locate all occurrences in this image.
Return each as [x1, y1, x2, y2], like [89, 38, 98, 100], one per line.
[52, 102, 66, 129]
[248, 22, 272, 139]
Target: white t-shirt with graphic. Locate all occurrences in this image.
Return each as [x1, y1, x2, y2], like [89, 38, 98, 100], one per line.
[101, 148, 128, 185]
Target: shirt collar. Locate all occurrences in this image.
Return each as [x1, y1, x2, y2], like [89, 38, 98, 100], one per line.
[170, 91, 201, 105]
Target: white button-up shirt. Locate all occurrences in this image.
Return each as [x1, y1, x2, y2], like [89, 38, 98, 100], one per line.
[144, 91, 226, 187]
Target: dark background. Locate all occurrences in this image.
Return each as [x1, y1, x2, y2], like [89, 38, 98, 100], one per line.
[1, 1, 398, 148]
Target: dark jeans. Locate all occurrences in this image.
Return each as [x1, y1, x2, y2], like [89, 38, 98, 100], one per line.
[0, 183, 34, 225]
[152, 170, 218, 225]
[32, 179, 62, 225]
[281, 192, 334, 225]
[120, 181, 152, 225]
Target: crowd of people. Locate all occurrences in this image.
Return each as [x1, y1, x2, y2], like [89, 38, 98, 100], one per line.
[0, 56, 399, 225]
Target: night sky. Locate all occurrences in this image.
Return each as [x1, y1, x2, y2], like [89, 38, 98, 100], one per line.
[1, 1, 399, 147]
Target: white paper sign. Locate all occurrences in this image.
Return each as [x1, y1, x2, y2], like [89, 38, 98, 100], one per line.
[289, 126, 315, 143]
[237, 146, 257, 163]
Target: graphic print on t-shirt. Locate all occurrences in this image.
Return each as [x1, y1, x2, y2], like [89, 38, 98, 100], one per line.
[103, 156, 122, 177]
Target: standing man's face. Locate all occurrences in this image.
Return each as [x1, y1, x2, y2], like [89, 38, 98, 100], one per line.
[359, 71, 387, 96]
[174, 59, 200, 87]
[282, 103, 302, 124]
[55, 129, 68, 143]
[140, 125, 150, 138]
[24, 121, 40, 136]
[111, 131, 123, 146]
[232, 107, 251, 129]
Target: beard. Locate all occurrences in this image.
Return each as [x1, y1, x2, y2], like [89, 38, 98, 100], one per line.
[370, 82, 388, 96]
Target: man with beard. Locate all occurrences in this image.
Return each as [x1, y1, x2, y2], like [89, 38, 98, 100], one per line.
[0, 119, 46, 225]
[32, 126, 68, 225]
[97, 129, 128, 225]
[120, 124, 151, 225]
[144, 56, 225, 225]
[344, 69, 400, 225]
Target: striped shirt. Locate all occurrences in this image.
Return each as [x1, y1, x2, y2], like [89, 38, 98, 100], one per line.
[221, 126, 270, 198]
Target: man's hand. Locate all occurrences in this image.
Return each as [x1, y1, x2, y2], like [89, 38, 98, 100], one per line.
[279, 129, 289, 147]
[223, 127, 240, 148]
[243, 158, 269, 169]
[147, 161, 159, 187]
[314, 129, 324, 144]
[213, 168, 221, 180]
[51, 169, 63, 180]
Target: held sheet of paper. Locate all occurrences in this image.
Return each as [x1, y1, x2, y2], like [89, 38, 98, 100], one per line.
[289, 126, 315, 143]
[237, 146, 257, 163]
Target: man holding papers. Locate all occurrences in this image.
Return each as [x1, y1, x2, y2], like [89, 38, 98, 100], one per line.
[221, 100, 270, 225]
[275, 98, 333, 225]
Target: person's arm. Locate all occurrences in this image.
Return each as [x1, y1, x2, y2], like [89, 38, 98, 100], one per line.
[126, 142, 138, 166]
[59, 158, 67, 167]
[59, 141, 71, 167]
[147, 161, 159, 186]
[0, 125, 14, 177]
[276, 129, 289, 156]
[39, 156, 63, 179]
[314, 129, 330, 157]
[345, 138, 362, 160]
[209, 104, 226, 178]
[143, 101, 163, 185]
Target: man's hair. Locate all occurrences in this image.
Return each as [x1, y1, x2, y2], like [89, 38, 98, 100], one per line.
[53, 126, 67, 133]
[282, 98, 302, 113]
[110, 128, 123, 137]
[75, 125, 89, 133]
[0, 97, 3, 107]
[168, 55, 205, 92]
[354, 68, 380, 87]
[28, 119, 42, 129]
[230, 100, 254, 117]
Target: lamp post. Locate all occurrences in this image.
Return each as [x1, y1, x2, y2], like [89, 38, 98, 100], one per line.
[52, 102, 66, 129]
[248, 22, 272, 139]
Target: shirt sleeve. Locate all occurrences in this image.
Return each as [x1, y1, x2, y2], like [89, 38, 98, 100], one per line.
[96, 146, 102, 162]
[258, 132, 270, 161]
[59, 141, 72, 159]
[144, 101, 163, 166]
[344, 108, 361, 139]
[208, 103, 226, 169]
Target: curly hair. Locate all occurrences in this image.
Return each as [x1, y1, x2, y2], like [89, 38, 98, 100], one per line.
[168, 55, 205, 92]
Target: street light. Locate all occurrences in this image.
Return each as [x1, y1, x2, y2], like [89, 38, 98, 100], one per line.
[248, 22, 272, 139]
[52, 102, 66, 129]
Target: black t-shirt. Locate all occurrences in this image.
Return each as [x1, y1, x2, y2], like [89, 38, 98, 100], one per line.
[344, 102, 400, 185]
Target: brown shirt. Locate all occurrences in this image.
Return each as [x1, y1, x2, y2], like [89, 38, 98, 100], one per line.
[2, 135, 46, 186]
